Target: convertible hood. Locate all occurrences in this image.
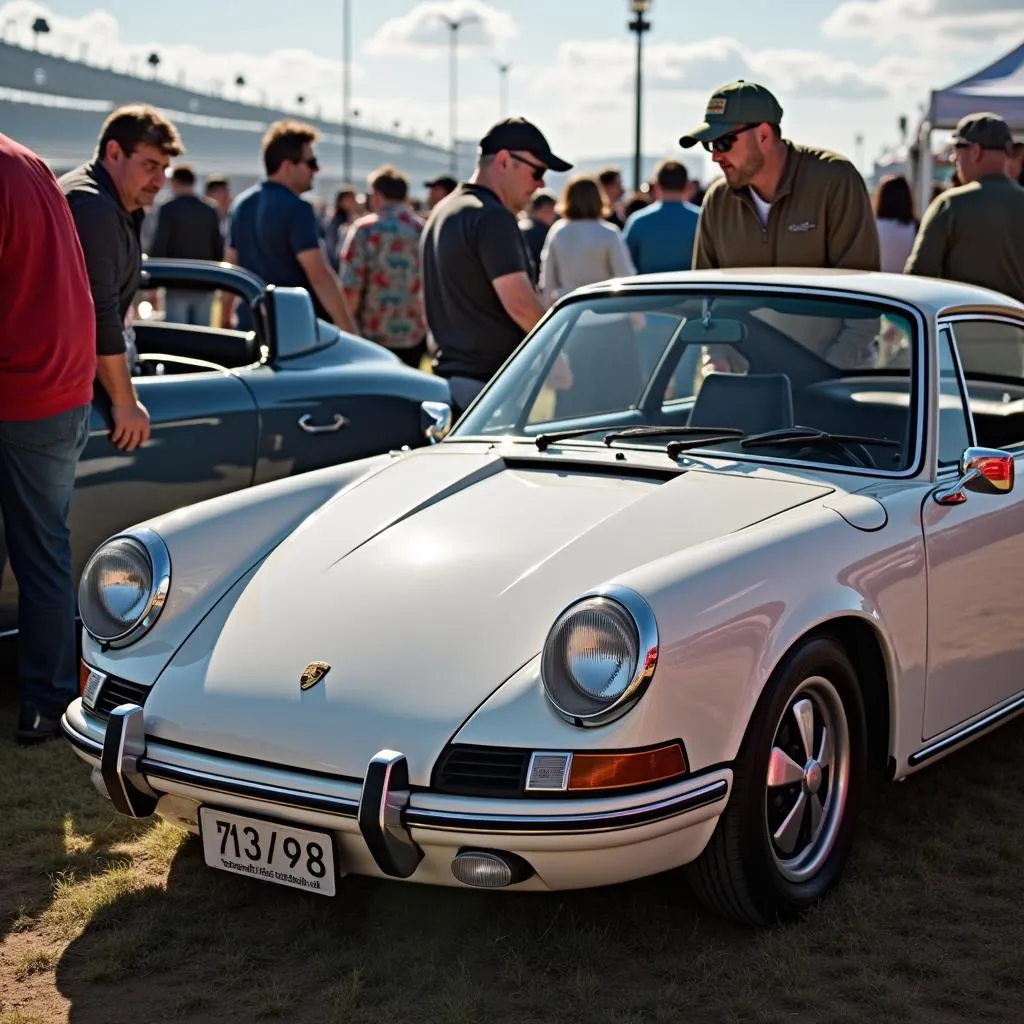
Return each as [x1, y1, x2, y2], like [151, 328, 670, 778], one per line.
[149, 450, 831, 783]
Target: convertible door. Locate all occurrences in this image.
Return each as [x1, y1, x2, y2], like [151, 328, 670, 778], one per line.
[241, 360, 430, 483]
[69, 370, 259, 581]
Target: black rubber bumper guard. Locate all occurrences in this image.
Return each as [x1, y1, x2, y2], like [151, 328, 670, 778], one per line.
[77, 704, 424, 880]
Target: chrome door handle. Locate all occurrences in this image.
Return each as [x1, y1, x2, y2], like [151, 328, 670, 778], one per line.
[298, 413, 348, 433]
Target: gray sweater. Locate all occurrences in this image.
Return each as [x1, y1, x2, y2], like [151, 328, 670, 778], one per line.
[538, 217, 636, 307]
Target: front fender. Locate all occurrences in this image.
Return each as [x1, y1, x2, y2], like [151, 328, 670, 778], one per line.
[607, 497, 927, 771]
[81, 453, 393, 683]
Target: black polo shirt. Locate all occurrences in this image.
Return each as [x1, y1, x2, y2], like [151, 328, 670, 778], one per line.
[420, 183, 533, 382]
[59, 161, 144, 357]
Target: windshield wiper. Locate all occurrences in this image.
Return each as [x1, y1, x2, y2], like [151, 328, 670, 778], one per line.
[666, 434, 748, 459]
[535, 424, 746, 452]
[534, 427, 613, 450]
[601, 425, 746, 446]
[741, 427, 902, 449]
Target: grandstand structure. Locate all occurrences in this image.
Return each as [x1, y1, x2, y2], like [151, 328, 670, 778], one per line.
[0, 40, 475, 197]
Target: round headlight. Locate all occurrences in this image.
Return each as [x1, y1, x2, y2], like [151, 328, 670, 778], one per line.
[541, 587, 658, 726]
[78, 529, 170, 647]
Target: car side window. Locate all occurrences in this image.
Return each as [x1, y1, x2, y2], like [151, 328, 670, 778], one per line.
[951, 320, 1024, 379]
[949, 319, 1024, 452]
[937, 327, 972, 468]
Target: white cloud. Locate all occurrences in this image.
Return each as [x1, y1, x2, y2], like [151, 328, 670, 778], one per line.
[0, 0, 361, 117]
[364, 0, 517, 59]
[533, 36, 896, 108]
[822, 0, 1024, 52]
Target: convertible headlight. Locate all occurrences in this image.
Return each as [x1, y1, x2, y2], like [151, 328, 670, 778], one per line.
[541, 586, 658, 726]
[78, 528, 170, 647]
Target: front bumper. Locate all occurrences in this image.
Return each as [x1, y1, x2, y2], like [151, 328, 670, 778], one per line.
[62, 699, 733, 889]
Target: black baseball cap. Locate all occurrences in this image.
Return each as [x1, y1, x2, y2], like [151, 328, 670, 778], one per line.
[478, 117, 573, 172]
[680, 80, 783, 148]
[424, 174, 457, 190]
[951, 113, 1013, 153]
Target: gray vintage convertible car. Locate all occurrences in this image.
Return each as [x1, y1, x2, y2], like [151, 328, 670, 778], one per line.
[0, 258, 451, 636]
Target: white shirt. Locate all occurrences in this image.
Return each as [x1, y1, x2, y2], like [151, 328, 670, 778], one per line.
[876, 218, 918, 274]
[749, 189, 772, 226]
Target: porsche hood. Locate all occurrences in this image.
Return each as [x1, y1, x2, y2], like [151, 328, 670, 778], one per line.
[145, 449, 832, 783]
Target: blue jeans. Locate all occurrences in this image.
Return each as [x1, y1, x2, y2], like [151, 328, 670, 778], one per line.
[164, 290, 214, 327]
[0, 404, 91, 716]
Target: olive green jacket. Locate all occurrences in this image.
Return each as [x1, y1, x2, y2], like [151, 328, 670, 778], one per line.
[905, 174, 1024, 304]
[692, 143, 880, 272]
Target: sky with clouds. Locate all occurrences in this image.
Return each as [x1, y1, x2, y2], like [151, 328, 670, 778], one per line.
[1, 0, 1022, 182]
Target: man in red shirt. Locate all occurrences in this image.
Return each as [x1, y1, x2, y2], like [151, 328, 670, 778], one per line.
[0, 132, 97, 743]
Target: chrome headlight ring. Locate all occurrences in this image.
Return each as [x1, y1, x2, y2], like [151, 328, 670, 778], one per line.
[78, 528, 171, 649]
[540, 584, 659, 728]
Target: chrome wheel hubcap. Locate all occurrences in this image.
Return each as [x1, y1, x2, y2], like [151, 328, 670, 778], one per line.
[764, 676, 850, 883]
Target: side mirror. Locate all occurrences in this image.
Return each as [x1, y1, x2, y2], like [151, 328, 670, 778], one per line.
[421, 401, 452, 444]
[933, 446, 1015, 505]
[269, 285, 321, 360]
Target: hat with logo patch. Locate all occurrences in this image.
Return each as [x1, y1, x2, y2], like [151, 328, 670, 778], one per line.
[951, 112, 1013, 154]
[679, 80, 784, 149]
[478, 117, 573, 172]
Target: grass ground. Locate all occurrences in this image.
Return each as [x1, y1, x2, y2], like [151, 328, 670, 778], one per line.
[2, 657, 1024, 1023]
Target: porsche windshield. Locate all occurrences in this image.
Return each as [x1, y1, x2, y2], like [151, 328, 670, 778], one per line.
[453, 289, 920, 473]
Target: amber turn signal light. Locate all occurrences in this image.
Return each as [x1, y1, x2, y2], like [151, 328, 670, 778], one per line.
[78, 660, 90, 697]
[567, 743, 687, 791]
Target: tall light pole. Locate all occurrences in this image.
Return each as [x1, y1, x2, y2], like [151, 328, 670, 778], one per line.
[342, 0, 352, 185]
[494, 60, 511, 118]
[438, 14, 480, 176]
[628, 1, 652, 193]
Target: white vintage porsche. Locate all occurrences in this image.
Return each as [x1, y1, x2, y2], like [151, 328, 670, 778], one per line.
[63, 269, 1024, 926]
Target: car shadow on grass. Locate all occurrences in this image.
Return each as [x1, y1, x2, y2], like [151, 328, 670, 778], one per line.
[0, 689, 161, 949]
[51, 716, 1024, 1024]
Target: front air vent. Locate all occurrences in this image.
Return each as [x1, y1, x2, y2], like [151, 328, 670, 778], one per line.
[433, 745, 529, 796]
[90, 677, 151, 720]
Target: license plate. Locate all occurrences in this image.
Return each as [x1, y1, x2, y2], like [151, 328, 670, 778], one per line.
[198, 807, 338, 897]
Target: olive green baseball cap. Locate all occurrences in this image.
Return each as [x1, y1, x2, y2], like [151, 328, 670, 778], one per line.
[679, 80, 784, 148]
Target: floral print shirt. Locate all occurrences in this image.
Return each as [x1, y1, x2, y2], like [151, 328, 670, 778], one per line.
[339, 203, 426, 350]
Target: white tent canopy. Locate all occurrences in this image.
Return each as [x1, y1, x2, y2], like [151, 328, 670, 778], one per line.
[914, 40, 1024, 213]
[928, 40, 1024, 129]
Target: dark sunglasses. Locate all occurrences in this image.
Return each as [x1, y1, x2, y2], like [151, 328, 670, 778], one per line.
[703, 124, 757, 154]
[509, 152, 547, 181]
[302, 156, 320, 171]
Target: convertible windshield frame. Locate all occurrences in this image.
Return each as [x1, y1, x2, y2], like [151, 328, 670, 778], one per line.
[448, 282, 931, 480]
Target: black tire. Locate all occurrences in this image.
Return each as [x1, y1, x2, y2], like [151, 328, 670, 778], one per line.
[687, 635, 867, 926]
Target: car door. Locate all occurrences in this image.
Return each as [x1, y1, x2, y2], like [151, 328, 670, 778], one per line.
[69, 369, 259, 582]
[920, 319, 1024, 739]
[241, 349, 434, 484]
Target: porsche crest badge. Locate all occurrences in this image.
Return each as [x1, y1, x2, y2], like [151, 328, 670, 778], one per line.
[299, 661, 331, 691]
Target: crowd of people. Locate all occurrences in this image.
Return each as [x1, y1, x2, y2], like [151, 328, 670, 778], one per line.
[1, 75, 1024, 743]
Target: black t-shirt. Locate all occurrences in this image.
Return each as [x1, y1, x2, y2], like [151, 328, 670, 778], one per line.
[420, 183, 532, 381]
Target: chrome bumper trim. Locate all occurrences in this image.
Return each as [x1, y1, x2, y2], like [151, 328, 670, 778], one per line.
[62, 706, 729, 837]
[62, 708, 360, 820]
[403, 779, 729, 835]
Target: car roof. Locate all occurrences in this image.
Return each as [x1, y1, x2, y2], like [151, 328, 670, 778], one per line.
[573, 268, 1024, 320]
